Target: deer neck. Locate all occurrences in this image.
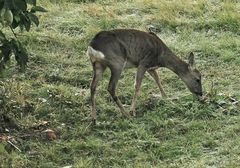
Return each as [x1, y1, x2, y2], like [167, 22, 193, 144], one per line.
[162, 51, 189, 78]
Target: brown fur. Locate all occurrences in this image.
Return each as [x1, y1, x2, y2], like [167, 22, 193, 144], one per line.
[88, 29, 203, 123]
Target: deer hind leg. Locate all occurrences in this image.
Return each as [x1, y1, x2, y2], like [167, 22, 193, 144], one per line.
[130, 66, 147, 116]
[108, 66, 130, 117]
[90, 62, 106, 124]
[147, 69, 166, 97]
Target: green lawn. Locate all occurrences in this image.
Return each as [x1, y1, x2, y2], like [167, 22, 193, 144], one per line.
[0, 0, 240, 167]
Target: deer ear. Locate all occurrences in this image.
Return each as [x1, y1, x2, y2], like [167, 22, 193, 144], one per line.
[188, 52, 195, 69]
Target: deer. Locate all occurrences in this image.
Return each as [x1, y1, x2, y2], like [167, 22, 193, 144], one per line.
[87, 29, 203, 124]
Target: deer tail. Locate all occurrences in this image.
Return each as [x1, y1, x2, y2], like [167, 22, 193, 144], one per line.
[87, 46, 105, 63]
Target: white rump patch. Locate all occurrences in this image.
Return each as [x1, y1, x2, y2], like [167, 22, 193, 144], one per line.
[87, 46, 105, 63]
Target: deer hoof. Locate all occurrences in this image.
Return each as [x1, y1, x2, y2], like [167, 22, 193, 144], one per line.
[129, 110, 136, 117]
[92, 118, 97, 125]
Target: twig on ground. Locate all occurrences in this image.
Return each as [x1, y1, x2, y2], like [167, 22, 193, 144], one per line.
[7, 140, 21, 152]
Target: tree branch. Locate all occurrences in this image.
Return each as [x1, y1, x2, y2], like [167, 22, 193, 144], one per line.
[9, 26, 17, 39]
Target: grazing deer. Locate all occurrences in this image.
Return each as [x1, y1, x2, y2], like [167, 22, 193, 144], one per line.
[87, 29, 203, 123]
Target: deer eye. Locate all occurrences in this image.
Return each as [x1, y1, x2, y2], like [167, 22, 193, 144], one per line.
[196, 78, 201, 83]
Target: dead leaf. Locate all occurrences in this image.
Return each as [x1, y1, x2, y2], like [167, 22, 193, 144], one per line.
[42, 129, 56, 140]
[0, 135, 11, 142]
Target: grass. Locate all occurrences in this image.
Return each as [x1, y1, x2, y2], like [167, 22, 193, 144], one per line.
[0, 0, 240, 167]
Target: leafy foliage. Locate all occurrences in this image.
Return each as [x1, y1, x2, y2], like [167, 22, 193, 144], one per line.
[0, 0, 47, 74]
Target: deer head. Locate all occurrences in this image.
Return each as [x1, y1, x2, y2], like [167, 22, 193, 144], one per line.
[182, 52, 203, 98]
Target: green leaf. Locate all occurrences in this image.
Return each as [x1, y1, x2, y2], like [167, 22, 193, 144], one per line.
[0, 1, 4, 10]
[12, 0, 27, 11]
[3, 0, 13, 9]
[0, 60, 6, 76]
[24, 20, 31, 31]
[26, 0, 36, 6]
[31, 6, 47, 13]
[14, 15, 20, 22]
[12, 16, 20, 28]
[11, 39, 28, 72]
[19, 12, 31, 31]
[27, 12, 39, 26]
[2, 9, 13, 26]
[0, 30, 6, 41]
[0, 41, 12, 63]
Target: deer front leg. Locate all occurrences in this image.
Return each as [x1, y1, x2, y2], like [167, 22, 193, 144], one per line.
[90, 62, 106, 124]
[130, 66, 147, 116]
[108, 67, 130, 117]
[147, 69, 166, 97]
